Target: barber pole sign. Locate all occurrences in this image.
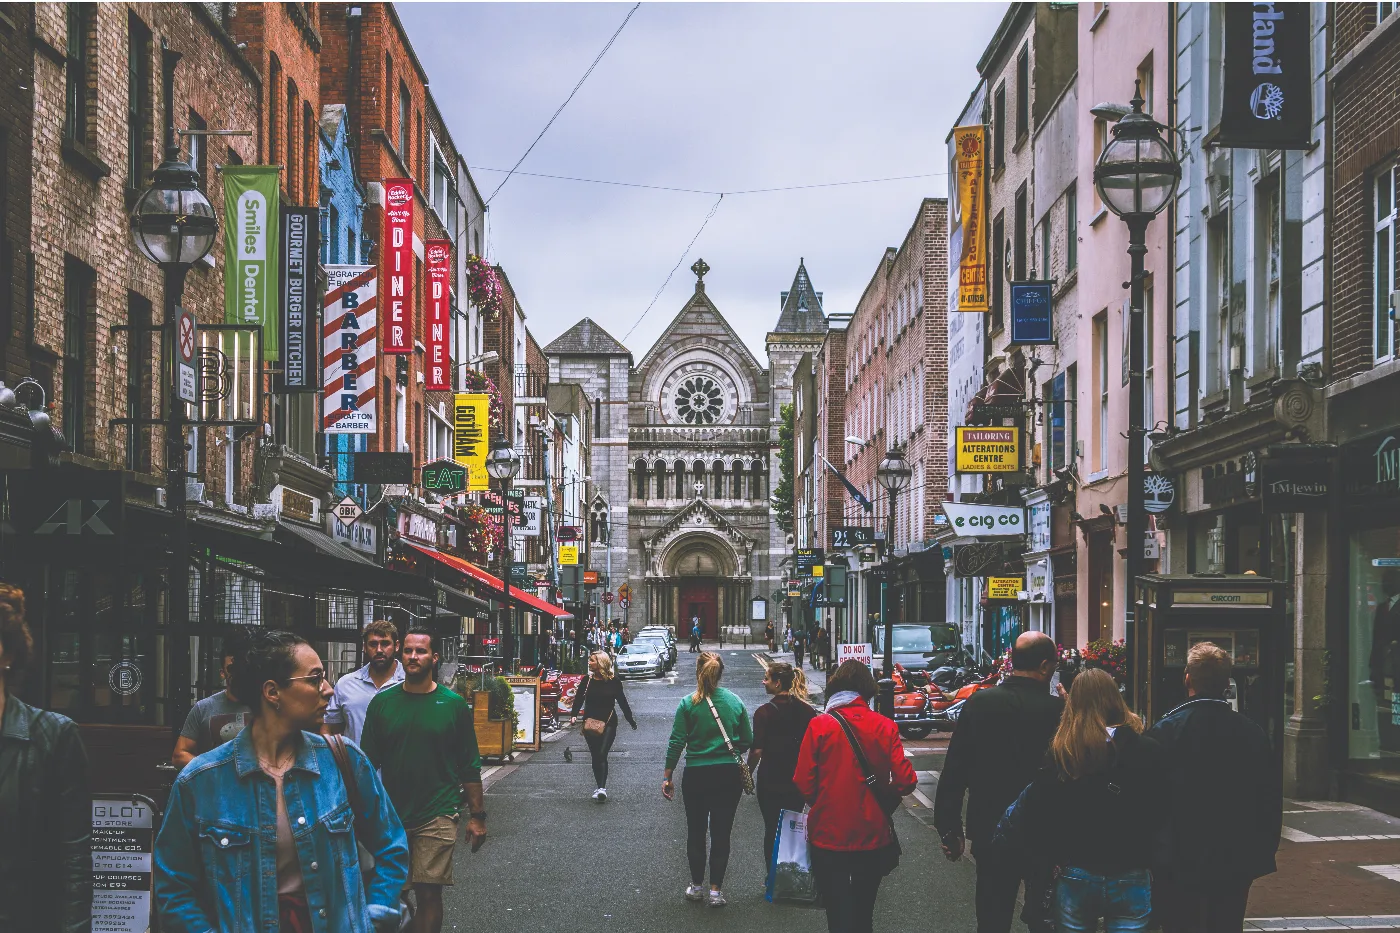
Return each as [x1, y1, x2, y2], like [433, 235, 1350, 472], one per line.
[382, 178, 414, 354]
[425, 239, 452, 390]
[322, 265, 378, 434]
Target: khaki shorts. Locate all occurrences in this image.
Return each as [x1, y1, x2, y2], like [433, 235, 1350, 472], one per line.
[406, 814, 459, 885]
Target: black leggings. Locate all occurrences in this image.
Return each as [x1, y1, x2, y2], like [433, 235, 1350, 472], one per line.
[757, 783, 806, 869]
[583, 716, 617, 788]
[810, 846, 887, 933]
[682, 763, 742, 887]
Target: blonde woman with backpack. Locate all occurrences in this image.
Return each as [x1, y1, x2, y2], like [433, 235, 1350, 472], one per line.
[663, 651, 752, 907]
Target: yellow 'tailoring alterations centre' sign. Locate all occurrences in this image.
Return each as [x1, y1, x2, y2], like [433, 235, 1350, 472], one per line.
[953, 125, 988, 313]
[955, 427, 1020, 473]
[452, 393, 490, 491]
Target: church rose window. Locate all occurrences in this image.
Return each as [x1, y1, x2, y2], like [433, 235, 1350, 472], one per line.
[673, 374, 724, 425]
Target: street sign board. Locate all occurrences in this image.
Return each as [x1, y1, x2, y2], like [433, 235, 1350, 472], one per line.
[333, 496, 362, 526]
[92, 795, 157, 933]
[830, 525, 874, 549]
[421, 459, 467, 494]
[1009, 281, 1054, 345]
[619, 596, 631, 609]
[583, 570, 599, 585]
[558, 544, 578, 565]
[618, 583, 632, 599]
[795, 547, 824, 577]
[955, 427, 1020, 473]
[838, 643, 873, 669]
[942, 502, 1026, 538]
[987, 577, 1021, 600]
[352, 452, 414, 484]
[176, 307, 198, 405]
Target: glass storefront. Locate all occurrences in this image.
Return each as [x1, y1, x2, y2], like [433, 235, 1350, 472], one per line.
[1348, 525, 1400, 766]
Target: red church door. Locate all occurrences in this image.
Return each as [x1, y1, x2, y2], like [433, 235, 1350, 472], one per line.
[679, 579, 719, 639]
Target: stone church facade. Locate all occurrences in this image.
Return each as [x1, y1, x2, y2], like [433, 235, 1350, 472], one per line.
[545, 260, 827, 636]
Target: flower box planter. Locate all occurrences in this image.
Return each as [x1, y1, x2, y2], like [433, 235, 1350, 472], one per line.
[473, 690, 515, 762]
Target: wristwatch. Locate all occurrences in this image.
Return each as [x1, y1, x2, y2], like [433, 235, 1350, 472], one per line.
[470, 810, 487, 822]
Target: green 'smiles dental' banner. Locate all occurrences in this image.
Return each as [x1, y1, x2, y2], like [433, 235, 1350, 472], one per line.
[223, 166, 281, 361]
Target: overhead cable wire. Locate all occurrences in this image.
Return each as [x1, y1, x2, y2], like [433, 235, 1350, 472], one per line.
[485, 2, 641, 206]
[471, 166, 944, 197]
[622, 194, 724, 342]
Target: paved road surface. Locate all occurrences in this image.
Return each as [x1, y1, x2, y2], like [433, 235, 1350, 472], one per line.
[442, 648, 979, 931]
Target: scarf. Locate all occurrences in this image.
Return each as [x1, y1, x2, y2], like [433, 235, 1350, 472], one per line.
[824, 690, 867, 713]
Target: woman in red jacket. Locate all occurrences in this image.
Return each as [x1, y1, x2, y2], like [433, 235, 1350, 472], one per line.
[795, 659, 917, 933]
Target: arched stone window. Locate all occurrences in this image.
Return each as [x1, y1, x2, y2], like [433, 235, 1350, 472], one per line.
[751, 462, 766, 501]
[634, 459, 649, 500]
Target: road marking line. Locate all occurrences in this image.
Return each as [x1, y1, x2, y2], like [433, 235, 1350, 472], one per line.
[1244, 918, 1400, 931]
[1361, 864, 1400, 883]
[910, 787, 935, 809]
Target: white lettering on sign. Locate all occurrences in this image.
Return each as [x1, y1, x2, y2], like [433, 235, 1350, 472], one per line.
[942, 502, 1025, 538]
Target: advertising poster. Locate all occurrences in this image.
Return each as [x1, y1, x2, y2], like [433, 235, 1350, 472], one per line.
[1220, 3, 1312, 149]
[987, 577, 1021, 600]
[953, 126, 988, 313]
[955, 427, 1020, 473]
[1009, 281, 1053, 344]
[323, 265, 378, 434]
[280, 206, 319, 390]
[382, 177, 414, 354]
[451, 393, 490, 491]
[222, 166, 280, 360]
[92, 796, 156, 933]
[425, 239, 452, 390]
[506, 676, 542, 751]
[558, 544, 579, 565]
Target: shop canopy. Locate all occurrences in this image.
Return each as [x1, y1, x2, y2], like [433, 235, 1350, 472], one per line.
[403, 542, 570, 618]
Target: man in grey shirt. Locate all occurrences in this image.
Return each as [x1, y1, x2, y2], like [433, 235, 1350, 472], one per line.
[325, 620, 405, 743]
[172, 635, 252, 768]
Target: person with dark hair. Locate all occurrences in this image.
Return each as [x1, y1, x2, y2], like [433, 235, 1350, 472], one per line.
[155, 629, 408, 933]
[934, 630, 1064, 933]
[326, 620, 405, 743]
[795, 659, 917, 933]
[1147, 642, 1281, 933]
[0, 583, 92, 933]
[361, 627, 484, 933]
[747, 661, 817, 870]
[664, 651, 752, 907]
[172, 628, 253, 768]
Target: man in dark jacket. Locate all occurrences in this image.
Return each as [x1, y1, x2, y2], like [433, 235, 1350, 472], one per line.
[1147, 641, 1281, 933]
[935, 631, 1064, 933]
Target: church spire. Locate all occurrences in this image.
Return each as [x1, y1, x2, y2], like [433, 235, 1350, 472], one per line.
[773, 258, 828, 335]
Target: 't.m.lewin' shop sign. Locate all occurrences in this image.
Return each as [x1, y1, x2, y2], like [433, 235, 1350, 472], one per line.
[1344, 433, 1400, 507]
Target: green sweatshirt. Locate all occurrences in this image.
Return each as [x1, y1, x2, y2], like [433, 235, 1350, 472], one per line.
[665, 687, 753, 770]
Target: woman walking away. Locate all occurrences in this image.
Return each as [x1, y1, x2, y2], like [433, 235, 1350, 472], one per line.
[155, 630, 408, 933]
[570, 651, 637, 802]
[993, 668, 1168, 932]
[795, 659, 917, 933]
[0, 584, 92, 933]
[747, 661, 817, 872]
[663, 652, 752, 908]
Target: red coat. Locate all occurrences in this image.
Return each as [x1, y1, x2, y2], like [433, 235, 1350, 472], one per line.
[793, 701, 918, 851]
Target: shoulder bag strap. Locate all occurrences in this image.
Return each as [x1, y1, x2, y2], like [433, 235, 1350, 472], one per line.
[705, 697, 743, 765]
[326, 734, 366, 822]
[830, 709, 878, 789]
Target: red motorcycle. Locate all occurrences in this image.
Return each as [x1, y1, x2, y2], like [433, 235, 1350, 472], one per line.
[891, 665, 940, 740]
[928, 663, 1004, 732]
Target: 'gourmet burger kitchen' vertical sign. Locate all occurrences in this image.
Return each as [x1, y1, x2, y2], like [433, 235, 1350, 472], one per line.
[425, 239, 452, 390]
[382, 178, 414, 354]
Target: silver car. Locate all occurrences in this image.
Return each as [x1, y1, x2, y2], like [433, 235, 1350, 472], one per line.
[637, 627, 678, 667]
[615, 644, 666, 679]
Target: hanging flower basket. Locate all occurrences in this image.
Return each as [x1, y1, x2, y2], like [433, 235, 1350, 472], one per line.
[456, 501, 502, 562]
[459, 369, 503, 433]
[466, 255, 504, 320]
[1081, 638, 1128, 685]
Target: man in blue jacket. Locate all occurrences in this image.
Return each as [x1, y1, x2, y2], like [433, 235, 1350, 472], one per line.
[1147, 641, 1282, 933]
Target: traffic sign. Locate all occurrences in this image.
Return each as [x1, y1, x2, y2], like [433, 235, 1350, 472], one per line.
[618, 582, 631, 599]
[603, 592, 614, 604]
[176, 307, 198, 404]
[619, 597, 630, 609]
[333, 496, 362, 526]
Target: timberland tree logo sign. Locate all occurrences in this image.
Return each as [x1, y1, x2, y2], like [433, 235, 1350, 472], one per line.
[1220, 3, 1312, 149]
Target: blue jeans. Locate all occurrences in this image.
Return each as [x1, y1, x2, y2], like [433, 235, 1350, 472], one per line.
[1055, 866, 1151, 932]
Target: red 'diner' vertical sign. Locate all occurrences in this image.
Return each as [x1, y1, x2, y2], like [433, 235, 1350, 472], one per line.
[425, 239, 452, 390]
[383, 178, 414, 354]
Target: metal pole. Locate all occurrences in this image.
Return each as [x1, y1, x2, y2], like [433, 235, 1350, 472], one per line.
[1125, 214, 1148, 710]
[166, 263, 191, 692]
[878, 487, 896, 718]
[501, 480, 513, 671]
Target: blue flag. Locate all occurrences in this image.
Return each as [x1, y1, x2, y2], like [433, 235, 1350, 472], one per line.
[826, 459, 873, 513]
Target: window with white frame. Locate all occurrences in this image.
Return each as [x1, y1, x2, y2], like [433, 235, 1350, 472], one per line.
[427, 408, 452, 462]
[1375, 164, 1397, 362]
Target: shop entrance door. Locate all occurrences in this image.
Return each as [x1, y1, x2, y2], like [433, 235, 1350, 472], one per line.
[679, 579, 718, 639]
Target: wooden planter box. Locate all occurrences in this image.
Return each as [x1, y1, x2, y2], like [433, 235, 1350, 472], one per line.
[473, 691, 514, 761]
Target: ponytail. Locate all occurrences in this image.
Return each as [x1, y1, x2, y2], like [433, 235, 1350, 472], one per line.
[692, 651, 724, 703]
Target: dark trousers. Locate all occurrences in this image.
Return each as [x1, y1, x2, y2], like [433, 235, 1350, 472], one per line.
[794, 642, 805, 668]
[582, 716, 617, 788]
[682, 764, 742, 887]
[974, 848, 1053, 933]
[810, 846, 886, 933]
[1156, 876, 1252, 933]
[757, 782, 806, 869]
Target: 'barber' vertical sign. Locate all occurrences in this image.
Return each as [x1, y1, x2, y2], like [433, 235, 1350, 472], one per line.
[382, 178, 414, 354]
[1219, 3, 1312, 149]
[280, 207, 319, 390]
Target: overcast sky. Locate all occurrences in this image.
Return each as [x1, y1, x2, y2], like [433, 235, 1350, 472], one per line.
[400, 1, 1008, 361]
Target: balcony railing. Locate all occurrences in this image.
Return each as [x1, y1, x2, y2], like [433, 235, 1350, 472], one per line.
[514, 365, 548, 406]
[629, 424, 770, 446]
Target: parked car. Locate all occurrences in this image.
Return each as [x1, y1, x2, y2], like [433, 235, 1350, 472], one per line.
[631, 634, 674, 671]
[870, 623, 961, 673]
[615, 644, 666, 679]
[637, 626, 678, 667]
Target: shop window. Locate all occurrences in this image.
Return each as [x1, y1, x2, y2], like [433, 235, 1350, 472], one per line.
[126, 13, 153, 190]
[1375, 164, 1397, 362]
[63, 257, 94, 455]
[1253, 176, 1281, 376]
[1348, 528, 1400, 766]
[65, 3, 96, 147]
[187, 109, 206, 190]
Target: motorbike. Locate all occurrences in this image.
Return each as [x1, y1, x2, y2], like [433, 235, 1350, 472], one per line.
[927, 662, 1004, 732]
[890, 665, 940, 740]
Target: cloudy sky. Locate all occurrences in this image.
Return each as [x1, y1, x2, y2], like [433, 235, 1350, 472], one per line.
[400, 2, 1008, 360]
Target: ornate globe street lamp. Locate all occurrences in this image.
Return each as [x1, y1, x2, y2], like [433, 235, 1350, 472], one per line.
[1092, 82, 1180, 705]
[874, 442, 912, 717]
[487, 442, 523, 667]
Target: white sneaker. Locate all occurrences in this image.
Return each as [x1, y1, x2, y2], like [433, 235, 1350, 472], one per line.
[685, 884, 706, 902]
[708, 889, 727, 908]
[590, 788, 605, 802]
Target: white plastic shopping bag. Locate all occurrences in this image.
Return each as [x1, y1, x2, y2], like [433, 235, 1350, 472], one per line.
[766, 808, 818, 903]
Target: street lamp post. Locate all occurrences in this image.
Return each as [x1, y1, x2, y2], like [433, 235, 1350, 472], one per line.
[1092, 82, 1180, 707]
[129, 46, 218, 718]
[874, 442, 911, 718]
[487, 442, 522, 670]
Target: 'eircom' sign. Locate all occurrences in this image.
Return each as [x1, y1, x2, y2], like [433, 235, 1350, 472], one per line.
[955, 427, 1020, 473]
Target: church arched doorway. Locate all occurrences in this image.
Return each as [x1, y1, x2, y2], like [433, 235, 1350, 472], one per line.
[651, 532, 746, 640]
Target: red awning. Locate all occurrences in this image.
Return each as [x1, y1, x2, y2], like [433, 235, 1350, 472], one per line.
[403, 542, 570, 618]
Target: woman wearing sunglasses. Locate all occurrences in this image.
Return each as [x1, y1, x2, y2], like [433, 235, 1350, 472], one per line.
[155, 630, 409, 933]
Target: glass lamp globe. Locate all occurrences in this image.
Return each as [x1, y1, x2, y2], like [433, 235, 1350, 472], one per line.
[486, 443, 522, 482]
[876, 444, 912, 494]
[130, 155, 218, 266]
[1093, 88, 1181, 220]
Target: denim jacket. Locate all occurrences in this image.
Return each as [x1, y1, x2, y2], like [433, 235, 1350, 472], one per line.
[154, 728, 408, 933]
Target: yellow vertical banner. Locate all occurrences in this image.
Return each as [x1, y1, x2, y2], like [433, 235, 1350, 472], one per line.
[954, 125, 988, 313]
[452, 393, 490, 491]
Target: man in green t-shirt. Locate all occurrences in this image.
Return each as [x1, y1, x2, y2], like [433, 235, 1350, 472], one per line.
[361, 628, 484, 933]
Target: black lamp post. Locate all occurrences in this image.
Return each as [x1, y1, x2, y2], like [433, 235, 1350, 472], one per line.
[874, 442, 911, 717]
[487, 441, 522, 670]
[1092, 82, 1180, 707]
[129, 47, 218, 709]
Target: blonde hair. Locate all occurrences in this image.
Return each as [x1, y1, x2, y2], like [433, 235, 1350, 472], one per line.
[692, 651, 724, 703]
[590, 651, 616, 680]
[1186, 641, 1231, 698]
[1050, 668, 1142, 780]
[789, 667, 814, 705]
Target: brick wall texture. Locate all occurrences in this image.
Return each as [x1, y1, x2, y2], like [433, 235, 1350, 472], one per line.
[0, 4, 35, 382]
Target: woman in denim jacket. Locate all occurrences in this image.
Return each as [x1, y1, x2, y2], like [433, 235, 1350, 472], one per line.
[155, 631, 408, 933]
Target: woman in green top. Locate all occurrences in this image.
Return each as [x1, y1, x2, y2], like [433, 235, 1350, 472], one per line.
[663, 651, 752, 908]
